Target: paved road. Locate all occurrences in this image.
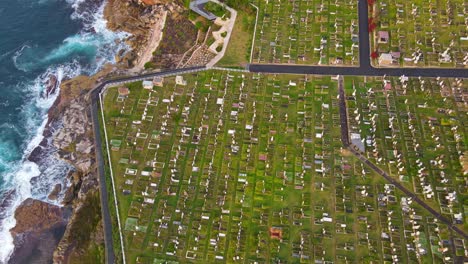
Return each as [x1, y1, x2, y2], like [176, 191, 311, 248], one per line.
[248, 64, 468, 78]
[336, 77, 468, 241]
[90, 90, 115, 264]
[248, 0, 467, 78]
[88, 1, 468, 257]
[349, 147, 468, 241]
[88, 66, 206, 264]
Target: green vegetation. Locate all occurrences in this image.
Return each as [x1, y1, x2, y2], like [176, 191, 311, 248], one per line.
[67, 191, 102, 248]
[144, 62, 154, 70]
[346, 76, 467, 222]
[251, 0, 359, 65]
[204, 1, 227, 18]
[217, 9, 255, 66]
[370, 0, 467, 67]
[65, 190, 105, 263]
[222, 0, 250, 11]
[69, 244, 104, 264]
[101, 72, 466, 263]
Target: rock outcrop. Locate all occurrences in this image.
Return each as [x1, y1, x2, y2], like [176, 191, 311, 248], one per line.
[9, 0, 191, 262]
[9, 199, 69, 264]
[104, 0, 185, 68]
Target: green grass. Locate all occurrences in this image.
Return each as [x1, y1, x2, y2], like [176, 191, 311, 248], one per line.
[204, 1, 227, 18]
[217, 9, 255, 67]
[251, 0, 359, 65]
[370, 0, 467, 67]
[100, 72, 466, 263]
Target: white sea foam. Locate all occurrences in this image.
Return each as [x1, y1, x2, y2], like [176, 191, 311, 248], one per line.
[0, 161, 40, 263]
[11, 44, 32, 72]
[0, 0, 129, 262]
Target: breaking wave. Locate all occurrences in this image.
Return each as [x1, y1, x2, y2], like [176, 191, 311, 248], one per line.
[0, 0, 129, 262]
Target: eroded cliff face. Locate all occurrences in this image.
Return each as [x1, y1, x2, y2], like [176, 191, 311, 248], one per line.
[10, 66, 114, 263]
[10, 0, 189, 262]
[8, 199, 70, 264]
[49, 72, 108, 263]
[104, 0, 185, 67]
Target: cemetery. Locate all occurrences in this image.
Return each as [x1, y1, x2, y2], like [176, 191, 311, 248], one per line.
[100, 71, 466, 263]
[344, 75, 467, 241]
[370, 0, 468, 67]
[251, 0, 359, 65]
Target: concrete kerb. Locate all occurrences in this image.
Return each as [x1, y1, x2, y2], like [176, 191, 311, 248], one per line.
[206, 0, 237, 67]
[99, 90, 126, 264]
[249, 3, 259, 63]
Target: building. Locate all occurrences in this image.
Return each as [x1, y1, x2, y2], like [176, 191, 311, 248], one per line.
[118, 87, 130, 97]
[142, 80, 153, 89]
[153, 76, 164, 87]
[175, 75, 187, 86]
[350, 133, 365, 152]
[378, 53, 393, 66]
[377, 31, 389, 43]
[189, 0, 217, 20]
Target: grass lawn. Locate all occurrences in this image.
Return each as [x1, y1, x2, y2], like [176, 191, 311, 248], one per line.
[100, 72, 466, 263]
[217, 9, 256, 67]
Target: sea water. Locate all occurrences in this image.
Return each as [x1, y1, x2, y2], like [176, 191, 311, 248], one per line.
[0, 0, 128, 262]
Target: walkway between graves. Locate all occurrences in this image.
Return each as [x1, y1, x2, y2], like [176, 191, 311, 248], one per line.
[337, 77, 468, 241]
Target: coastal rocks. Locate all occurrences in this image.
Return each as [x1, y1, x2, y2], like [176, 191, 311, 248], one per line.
[104, 0, 185, 71]
[76, 139, 93, 155]
[42, 74, 58, 99]
[52, 97, 96, 177]
[9, 199, 69, 264]
[48, 184, 62, 201]
[140, 0, 171, 5]
[8, 0, 190, 262]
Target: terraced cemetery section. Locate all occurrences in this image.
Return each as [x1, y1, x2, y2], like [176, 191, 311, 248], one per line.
[370, 0, 468, 67]
[251, 0, 359, 65]
[101, 71, 466, 263]
[345, 76, 467, 229]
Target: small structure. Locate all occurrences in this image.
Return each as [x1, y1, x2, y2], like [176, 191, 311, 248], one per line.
[269, 227, 283, 240]
[189, 0, 217, 20]
[153, 76, 164, 87]
[110, 139, 122, 151]
[350, 133, 365, 152]
[377, 31, 389, 43]
[384, 82, 392, 91]
[378, 53, 393, 66]
[143, 80, 153, 90]
[118, 87, 130, 97]
[176, 75, 187, 86]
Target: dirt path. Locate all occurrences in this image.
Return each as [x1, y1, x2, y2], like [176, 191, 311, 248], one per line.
[132, 11, 168, 72]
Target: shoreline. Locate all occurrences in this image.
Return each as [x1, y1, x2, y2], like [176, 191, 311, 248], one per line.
[3, 0, 170, 262]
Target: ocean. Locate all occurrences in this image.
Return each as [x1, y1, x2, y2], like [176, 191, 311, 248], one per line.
[0, 0, 128, 262]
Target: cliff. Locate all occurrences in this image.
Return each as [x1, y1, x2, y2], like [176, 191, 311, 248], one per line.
[9, 0, 188, 263]
[8, 199, 70, 264]
[104, 0, 184, 68]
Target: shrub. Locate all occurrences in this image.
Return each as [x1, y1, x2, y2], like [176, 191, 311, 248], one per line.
[144, 62, 154, 69]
